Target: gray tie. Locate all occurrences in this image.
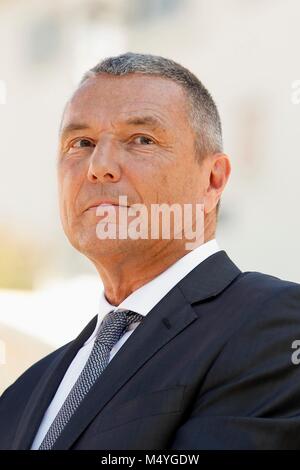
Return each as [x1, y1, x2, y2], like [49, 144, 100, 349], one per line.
[38, 309, 143, 450]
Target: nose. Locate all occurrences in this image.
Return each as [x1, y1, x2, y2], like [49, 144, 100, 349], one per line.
[87, 137, 121, 183]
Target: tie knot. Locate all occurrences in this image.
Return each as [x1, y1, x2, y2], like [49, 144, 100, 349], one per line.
[95, 309, 143, 350]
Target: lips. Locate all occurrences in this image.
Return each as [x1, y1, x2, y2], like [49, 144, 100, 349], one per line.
[85, 199, 128, 212]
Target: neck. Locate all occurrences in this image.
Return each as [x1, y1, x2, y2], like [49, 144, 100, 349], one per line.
[91, 229, 215, 306]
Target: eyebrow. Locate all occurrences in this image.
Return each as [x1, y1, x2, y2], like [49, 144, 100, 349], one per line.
[60, 123, 90, 139]
[60, 115, 166, 140]
[124, 115, 165, 129]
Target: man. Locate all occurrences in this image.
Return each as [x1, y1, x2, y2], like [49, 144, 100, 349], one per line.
[1, 52, 300, 450]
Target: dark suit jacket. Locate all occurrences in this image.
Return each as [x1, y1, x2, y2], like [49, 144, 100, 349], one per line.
[1, 250, 300, 450]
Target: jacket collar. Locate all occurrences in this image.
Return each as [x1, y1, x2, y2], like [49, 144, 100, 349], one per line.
[12, 250, 241, 449]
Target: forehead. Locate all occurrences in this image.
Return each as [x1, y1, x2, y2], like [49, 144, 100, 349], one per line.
[62, 74, 189, 129]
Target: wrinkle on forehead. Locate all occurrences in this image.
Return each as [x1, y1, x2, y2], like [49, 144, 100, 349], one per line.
[60, 74, 193, 144]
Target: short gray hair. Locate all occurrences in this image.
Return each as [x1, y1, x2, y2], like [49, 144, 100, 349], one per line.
[80, 52, 222, 217]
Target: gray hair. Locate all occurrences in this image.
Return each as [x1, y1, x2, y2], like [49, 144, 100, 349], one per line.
[80, 52, 222, 217]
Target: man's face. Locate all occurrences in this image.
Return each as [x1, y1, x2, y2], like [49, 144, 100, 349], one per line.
[58, 73, 209, 259]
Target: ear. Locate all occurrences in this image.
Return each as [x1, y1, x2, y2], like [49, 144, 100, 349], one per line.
[204, 153, 231, 214]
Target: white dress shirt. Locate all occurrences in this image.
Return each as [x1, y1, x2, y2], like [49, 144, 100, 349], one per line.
[31, 238, 220, 449]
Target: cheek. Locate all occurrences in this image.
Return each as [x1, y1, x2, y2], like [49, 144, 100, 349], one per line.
[162, 163, 203, 204]
[58, 161, 83, 223]
[126, 153, 175, 193]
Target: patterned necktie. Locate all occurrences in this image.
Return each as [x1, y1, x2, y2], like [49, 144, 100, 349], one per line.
[38, 309, 143, 450]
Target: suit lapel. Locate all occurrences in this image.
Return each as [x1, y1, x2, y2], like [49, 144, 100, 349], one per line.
[178, 250, 242, 304]
[14, 250, 241, 450]
[52, 250, 241, 450]
[52, 286, 198, 449]
[11, 315, 98, 450]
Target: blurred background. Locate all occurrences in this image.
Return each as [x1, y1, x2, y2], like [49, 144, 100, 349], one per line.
[1, 0, 300, 394]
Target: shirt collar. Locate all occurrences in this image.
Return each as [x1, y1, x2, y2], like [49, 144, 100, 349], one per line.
[84, 238, 220, 345]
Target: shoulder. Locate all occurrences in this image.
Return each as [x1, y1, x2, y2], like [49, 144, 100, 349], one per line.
[223, 268, 300, 316]
[206, 270, 300, 386]
[0, 342, 71, 449]
[226, 269, 300, 339]
[231, 267, 300, 296]
[0, 342, 70, 403]
[235, 269, 300, 333]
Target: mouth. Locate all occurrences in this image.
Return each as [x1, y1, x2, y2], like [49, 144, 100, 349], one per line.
[85, 200, 129, 212]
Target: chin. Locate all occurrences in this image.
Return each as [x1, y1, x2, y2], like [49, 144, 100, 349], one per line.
[76, 236, 136, 258]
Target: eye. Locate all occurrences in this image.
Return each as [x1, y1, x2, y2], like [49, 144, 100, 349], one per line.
[72, 138, 95, 148]
[132, 135, 155, 145]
